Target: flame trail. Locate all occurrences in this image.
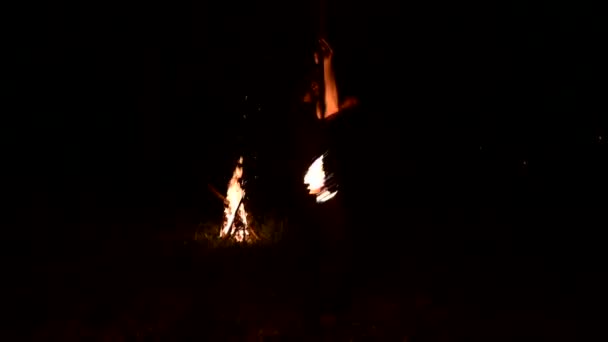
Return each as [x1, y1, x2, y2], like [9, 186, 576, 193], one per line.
[304, 153, 338, 203]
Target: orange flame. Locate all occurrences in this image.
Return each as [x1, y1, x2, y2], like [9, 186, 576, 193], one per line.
[304, 153, 337, 203]
[219, 157, 252, 242]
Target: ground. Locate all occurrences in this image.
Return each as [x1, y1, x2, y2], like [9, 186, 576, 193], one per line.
[12, 224, 585, 342]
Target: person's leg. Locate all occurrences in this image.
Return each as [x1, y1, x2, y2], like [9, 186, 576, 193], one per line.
[317, 195, 352, 328]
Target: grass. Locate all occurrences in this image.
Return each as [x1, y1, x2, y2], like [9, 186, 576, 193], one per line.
[18, 211, 582, 341]
[194, 213, 288, 247]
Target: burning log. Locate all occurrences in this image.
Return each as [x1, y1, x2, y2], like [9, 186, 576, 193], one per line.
[222, 192, 261, 242]
[207, 183, 230, 207]
[217, 156, 258, 243]
[223, 193, 244, 239]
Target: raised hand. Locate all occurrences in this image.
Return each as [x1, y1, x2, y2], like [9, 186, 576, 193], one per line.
[319, 38, 333, 59]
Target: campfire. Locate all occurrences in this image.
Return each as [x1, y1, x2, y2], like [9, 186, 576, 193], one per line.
[216, 156, 258, 243]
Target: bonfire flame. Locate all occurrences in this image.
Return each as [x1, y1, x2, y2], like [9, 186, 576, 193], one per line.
[219, 157, 254, 242]
[304, 153, 337, 203]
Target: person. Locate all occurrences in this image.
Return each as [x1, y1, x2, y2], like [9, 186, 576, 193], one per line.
[300, 37, 357, 334]
[303, 39, 359, 121]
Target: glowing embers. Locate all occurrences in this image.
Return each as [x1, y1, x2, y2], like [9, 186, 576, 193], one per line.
[304, 152, 338, 203]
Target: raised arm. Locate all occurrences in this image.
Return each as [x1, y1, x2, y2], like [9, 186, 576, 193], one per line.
[319, 39, 340, 119]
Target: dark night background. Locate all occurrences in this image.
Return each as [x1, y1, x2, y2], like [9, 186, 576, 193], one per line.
[7, 0, 607, 340]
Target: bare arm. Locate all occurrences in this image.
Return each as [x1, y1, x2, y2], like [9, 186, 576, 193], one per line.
[319, 39, 340, 119]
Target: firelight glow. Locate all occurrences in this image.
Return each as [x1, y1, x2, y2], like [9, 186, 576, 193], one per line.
[304, 153, 338, 203]
[219, 156, 253, 242]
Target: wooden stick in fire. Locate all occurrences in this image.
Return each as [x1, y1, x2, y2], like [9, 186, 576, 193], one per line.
[207, 183, 230, 207]
[223, 193, 245, 238]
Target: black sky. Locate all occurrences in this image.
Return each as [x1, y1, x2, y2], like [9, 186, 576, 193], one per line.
[6, 4, 607, 339]
[11, 1, 607, 245]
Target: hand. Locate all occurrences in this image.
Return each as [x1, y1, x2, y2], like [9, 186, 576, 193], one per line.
[319, 38, 333, 59]
[311, 81, 319, 94]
